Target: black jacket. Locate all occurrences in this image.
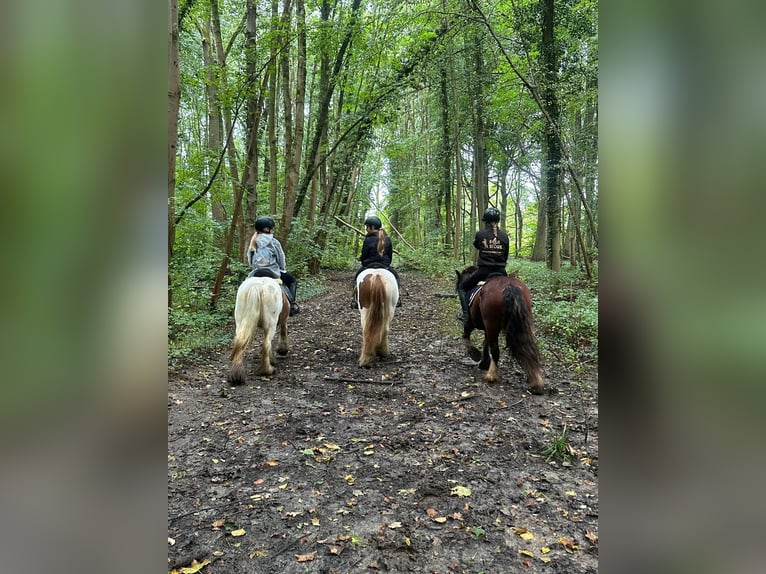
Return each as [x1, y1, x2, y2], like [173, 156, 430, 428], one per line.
[360, 232, 393, 268]
[473, 226, 509, 269]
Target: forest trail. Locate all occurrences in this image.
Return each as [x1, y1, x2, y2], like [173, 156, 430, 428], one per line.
[168, 270, 598, 573]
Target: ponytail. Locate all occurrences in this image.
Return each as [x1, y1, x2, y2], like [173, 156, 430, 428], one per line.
[376, 228, 388, 256]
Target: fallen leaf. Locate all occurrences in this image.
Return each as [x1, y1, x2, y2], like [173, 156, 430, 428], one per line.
[565, 490, 576, 497]
[559, 536, 579, 552]
[212, 551, 223, 557]
[433, 517, 447, 523]
[311, 517, 320, 526]
[541, 546, 551, 554]
[265, 460, 279, 467]
[178, 558, 210, 573]
[540, 556, 552, 563]
[388, 521, 403, 529]
[168, 537, 175, 546]
[521, 559, 532, 567]
[404, 535, 411, 547]
[426, 508, 439, 517]
[295, 551, 316, 562]
[211, 518, 225, 528]
[519, 550, 534, 557]
[450, 485, 471, 497]
[585, 531, 599, 544]
[230, 529, 246, 537]
[329, 545, 343, 555]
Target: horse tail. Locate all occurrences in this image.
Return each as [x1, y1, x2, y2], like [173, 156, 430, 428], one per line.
[502, 285, 543, 379]
[364, 275, 387, 349]
[228, 281, 262, 384]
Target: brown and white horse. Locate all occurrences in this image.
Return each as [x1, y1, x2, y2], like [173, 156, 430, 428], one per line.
[354, 268, 398, 367]
[227, 276, 289, 384]
[456, 267, 544, 394]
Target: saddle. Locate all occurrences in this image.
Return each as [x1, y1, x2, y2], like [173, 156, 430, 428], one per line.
[248, 269, 281, 282]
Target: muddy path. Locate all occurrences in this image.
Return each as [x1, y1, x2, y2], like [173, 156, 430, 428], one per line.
[168, 270, 598, 573]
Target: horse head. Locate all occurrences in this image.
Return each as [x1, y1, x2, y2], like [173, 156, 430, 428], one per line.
[455, 266, 476, 290]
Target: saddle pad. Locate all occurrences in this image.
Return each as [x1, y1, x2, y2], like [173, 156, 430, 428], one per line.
[468, 284, 483, 306]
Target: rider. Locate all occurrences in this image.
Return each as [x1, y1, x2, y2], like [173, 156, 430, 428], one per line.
[247, 215, 300, 316]
[457, 207, 509, 323]
[352, 215, 401, 308]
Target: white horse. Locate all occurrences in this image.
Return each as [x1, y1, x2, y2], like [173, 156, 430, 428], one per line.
[228, 276, 289, 384]
[354, 268, 399, 367]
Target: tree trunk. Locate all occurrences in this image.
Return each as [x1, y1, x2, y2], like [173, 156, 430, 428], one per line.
[278, 0, 307, 249]
[531, 183, 547, 261]
[541, 0, 562, 271]
[470, 26, 488, 220]
[196, 17, 226, 242]
[168, 0, 180, 308]
[267, 0, 279, 216]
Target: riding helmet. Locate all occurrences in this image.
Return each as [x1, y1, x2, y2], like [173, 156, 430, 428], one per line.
[364, 215, 383, 229]
[255, 216, 276, 231]
[482, 207, 501, 223]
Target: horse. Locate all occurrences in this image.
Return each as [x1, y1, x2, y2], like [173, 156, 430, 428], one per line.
[354, 268, 399, 367]
[227, 276, 290, 384]
[456, 266, 544, 394]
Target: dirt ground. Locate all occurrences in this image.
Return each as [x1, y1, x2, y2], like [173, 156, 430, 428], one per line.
[168, 270, 598, 573]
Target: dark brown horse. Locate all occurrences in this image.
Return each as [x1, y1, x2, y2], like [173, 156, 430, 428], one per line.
[456, 267, 544, 394]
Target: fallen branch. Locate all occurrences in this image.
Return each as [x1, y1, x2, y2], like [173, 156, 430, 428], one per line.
[323, 375, 399, 385]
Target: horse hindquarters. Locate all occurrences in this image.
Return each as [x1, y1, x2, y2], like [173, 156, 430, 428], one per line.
[358, 272, 396, 367]
[503, 285, 544, 394]
[228, 279, 281, 384]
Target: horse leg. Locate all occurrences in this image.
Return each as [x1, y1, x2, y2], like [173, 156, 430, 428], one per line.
[228, 330, 250, 385]
[256, 323, 277, 375]
[483, 335, 501, 384]
[376, 320, 390, 358]
[462, 323, 483, 362]
[359, 309, 374, 367]
[275, 317, 289, 356]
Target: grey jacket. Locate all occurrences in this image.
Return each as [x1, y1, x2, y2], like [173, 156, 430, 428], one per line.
[247, 232, 287, 278]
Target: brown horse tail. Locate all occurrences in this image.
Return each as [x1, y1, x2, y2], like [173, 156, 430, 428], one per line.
[502, 285, 542, 370]
[364, 275, 386, 347]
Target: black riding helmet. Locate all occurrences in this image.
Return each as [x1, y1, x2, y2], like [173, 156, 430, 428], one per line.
[482, 207, 501, 223]
[255, 216, 276, 231]
[364, 215, 382, 229]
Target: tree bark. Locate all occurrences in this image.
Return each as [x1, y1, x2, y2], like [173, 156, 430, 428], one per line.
[168, 0, 180, 308]
[541, 0, 562, 271]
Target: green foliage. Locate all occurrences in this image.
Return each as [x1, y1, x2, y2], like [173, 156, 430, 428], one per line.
[168, 306, 231, 368]
[505, 260, 598, 367]
[539, 425, 574, 463]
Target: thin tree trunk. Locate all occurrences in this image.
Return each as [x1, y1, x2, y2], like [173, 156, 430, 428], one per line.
[267, 0, 279, 215]
[278, 0, 307, 249]
[168, 0, 180, 308]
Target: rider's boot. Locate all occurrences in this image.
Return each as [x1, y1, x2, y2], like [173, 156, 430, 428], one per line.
[456, 288, 470, 324]
[288, 282, 300, 316]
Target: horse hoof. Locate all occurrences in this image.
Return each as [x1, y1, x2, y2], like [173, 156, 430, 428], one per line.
[467, 348, 482, 362]
[528, 385, 545, 395]
[276, 348, 289, 356]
